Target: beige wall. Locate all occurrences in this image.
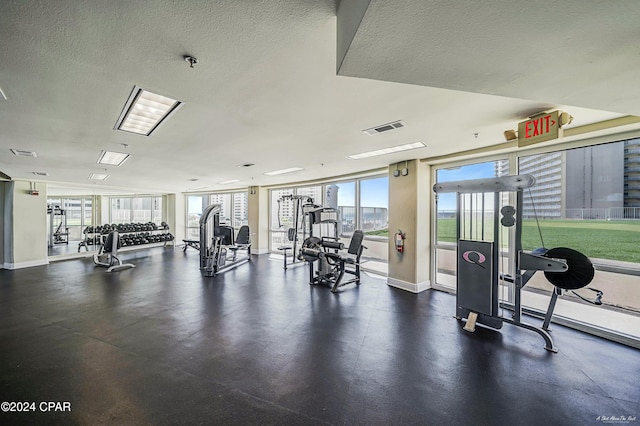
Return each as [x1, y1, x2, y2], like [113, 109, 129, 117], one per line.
[387, 160, 431, 292]
[248, 186, 269, 254]
[5, 180, 48, 268]
[0, 182, 5, 266]
[166, 194, 185, 243]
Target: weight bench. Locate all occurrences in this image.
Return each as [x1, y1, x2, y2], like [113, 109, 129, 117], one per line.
[277, 228, 299, 269]
[93, 231, 135, 272]
[227, 225, 251, 261]
[182, 239, 200, 252]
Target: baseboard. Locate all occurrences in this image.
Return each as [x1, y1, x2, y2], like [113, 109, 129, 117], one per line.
[387, 277, 431, 293]
[3, 259, 50, 270]
[251, 249, 270, 255]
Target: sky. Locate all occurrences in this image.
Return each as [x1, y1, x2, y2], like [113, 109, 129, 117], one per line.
[436, 161, 498, 210]
[335, 177, 389, 208]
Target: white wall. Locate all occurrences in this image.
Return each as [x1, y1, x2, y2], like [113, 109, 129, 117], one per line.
[4, 180, 49, 269]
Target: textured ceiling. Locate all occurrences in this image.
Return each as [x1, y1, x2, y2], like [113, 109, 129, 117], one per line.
[0, 0, 637, 195]
[338, 0, 640, 115]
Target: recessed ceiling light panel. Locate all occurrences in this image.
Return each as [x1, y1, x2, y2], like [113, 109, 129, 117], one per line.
[348, 142, 426, 160]
[218, 179, 241, 185]
[114, 86, 183, 136]
[97, 150, 130, 166]
[264, 167, 304, 176]
[10, 149, 37, 158]
[89, 173, 110, 180]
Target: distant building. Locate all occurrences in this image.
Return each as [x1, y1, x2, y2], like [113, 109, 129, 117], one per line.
[625, 139, 640, 207]
[511, 138, 639, 219]
[515, 151, 564, 219]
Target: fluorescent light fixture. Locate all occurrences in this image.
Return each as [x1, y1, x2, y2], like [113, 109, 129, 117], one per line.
[347, 141, 426, 160]
[97, 150, 130, 166]
[114, 86, 182, 136]
[263, 167, 304, 176]
[10, 148, 37, 158]
[89, 173, 110, 180]
[218, 179, 241, 185]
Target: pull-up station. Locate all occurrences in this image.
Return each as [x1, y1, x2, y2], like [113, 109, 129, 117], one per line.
[433, 174, 597, 352]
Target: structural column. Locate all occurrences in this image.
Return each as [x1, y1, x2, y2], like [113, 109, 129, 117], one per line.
[248, 186, 269, 255]
[387, 160, 431, 292]
[3, 180, 48, 269]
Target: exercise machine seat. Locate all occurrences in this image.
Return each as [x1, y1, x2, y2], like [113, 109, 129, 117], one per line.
[236, 225, 251, 246]
[228, 225, 251, 259]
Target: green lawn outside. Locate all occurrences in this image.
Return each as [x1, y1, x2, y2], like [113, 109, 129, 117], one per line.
[364, 228, 389, 237]
[436, 219, 640, 264]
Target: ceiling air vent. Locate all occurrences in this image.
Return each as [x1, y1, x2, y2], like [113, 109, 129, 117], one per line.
[32, 171, 49, 176]
[239, 163, 255, 168]
[362, 120, 406, 136]
[10, 149, 37, 158]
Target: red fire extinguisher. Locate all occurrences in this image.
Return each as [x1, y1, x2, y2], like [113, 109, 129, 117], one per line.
[394, 230, 406, 253]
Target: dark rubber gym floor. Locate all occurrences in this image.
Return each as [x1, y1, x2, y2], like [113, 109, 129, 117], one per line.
[1, 248, 638, 425]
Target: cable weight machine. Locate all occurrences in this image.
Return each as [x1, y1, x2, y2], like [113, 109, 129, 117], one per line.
[276, 194, 319, 268]
[433, 174, 598, 352]
[47, 204, 69, 247]
[199, 204, 251, 277]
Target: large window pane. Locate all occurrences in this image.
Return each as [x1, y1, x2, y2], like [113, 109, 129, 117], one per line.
[65, 199, 82, 240]
[186, 192, 248, 242]
[270, 189, 294, 231]
[186, 194, 203, 241]
[232, 192, 248, 229]
[132, 197, 152, 223]
[360, 177, 389, 237]
[83, 198, 93, 226]
[111, 198, 131, 223]
[152, 197, 163, 225]
[518, 140, 640, 340]
[268, 177, 389, 259]
[210, 193, 232, 225]
[329, 182, 355, 237]
[296, 186, 322, 204]
[433, 160, 508, 290]
[519, 143, 635, 262]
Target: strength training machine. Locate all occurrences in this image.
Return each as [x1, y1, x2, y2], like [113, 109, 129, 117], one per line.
[299, 207, 367, 292]
[276, 194, 318, 269]
[47, 204, 69, 247]
[199, 204, 251, 277]
[433, 174, 599, 352]
[93, 230, 135, 272]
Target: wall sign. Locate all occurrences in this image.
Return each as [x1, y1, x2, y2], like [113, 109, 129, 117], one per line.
[518, 110, 561, 147]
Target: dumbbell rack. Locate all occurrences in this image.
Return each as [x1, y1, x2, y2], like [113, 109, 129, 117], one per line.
[78, 223, 175, 252]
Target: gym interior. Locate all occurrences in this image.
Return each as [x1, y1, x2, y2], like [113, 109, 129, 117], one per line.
[1, 2, 639, 424]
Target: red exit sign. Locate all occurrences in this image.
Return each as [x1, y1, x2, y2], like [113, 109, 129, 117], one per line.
[517, 110, 561, 147]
